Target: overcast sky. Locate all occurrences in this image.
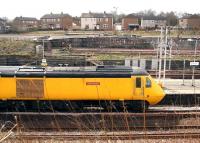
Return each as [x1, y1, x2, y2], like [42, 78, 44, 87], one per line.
[0, 0, 200, 19]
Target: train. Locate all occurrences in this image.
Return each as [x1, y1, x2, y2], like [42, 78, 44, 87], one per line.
[0, 66, 165, 111]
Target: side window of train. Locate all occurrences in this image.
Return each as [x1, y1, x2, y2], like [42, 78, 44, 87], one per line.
[146, 77, 151, 88]
[136, 77, 141, 88]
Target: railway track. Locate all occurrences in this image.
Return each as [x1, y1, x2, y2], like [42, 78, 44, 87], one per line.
[25, 125, 200, 132]
[0, 111, 199, 132]
[148, 70, 200, 79]
[1, 110, 200, 116]
[7, 132, 200, 140]
[0, 110, 200, 141]
[72, 48, 200, 56]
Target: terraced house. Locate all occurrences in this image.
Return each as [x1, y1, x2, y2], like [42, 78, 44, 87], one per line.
[81, 12, 113, 30]
[179, 15, 200, 29]
[13, 16, 38, 31]
[122, 14, 140, 30]
[141, 16, 166, 29]
[40, 13, 72, 30]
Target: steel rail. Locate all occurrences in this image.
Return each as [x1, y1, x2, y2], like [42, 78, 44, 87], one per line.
[1, 111, 200, 116]
[10, 132, 200, 140]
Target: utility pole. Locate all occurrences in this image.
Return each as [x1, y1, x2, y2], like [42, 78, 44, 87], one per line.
[113, 7, 118, 23]
[192, 39, 198, 86]
[43, 40, 45, 59]
[182, 59, 185, 85]
[163, 27, 168, 85]
[156, 37, 160, 79]
[158, 27, 163, 81]
[41, 39, 48, 66]
[168, 38, 173, 70]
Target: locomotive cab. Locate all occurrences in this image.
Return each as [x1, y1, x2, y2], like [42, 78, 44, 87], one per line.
[133, 74, 165, 107]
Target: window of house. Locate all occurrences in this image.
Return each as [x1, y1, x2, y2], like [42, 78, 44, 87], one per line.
[136, 77, 141, 88]
[56, 24, 61, 28]
[146, 77, 151, 88]
[103, 24, 108, 28]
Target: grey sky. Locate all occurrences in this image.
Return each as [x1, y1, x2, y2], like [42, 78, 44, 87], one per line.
[0, 0, 200, 19]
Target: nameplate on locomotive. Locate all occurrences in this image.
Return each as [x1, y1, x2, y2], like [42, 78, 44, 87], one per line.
[86, 82, 100, 86]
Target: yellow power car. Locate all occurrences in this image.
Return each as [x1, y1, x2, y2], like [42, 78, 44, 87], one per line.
[0, 66, 165, 111]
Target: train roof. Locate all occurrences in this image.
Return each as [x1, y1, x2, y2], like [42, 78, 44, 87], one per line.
[0, 66, 148, 78]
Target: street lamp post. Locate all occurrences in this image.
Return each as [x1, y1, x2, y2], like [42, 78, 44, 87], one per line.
[192, 39, 198, 86]
[43, 39, 45, 59]
[41, 39, 48, 66]
[158, 27, 163, 81]
[113, 7, 118, 23]
[163, 27, 168, 86]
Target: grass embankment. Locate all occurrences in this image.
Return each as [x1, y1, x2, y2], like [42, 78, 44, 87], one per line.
[0, 39, 35, 56]
[22, 30, 65, 36]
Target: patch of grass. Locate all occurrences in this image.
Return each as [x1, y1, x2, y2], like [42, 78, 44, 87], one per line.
[22, 30, 66, 36]
[90, 53, 200, 61]
[0, 39, 35, 56]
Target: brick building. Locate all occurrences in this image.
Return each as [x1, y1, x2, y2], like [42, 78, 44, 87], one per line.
[122, 14, 139, 30]
[81, 12, 113, 30]
[40, 13, 72, 30]
[179, 15, 200, 29]
[72, 17, 81, 30]
[13, 16, 38, 31]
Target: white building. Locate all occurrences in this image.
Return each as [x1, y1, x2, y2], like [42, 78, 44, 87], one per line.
[114, 23, 122, 31]
[141, 16, 166, 29]
[81, 12, 113, 30]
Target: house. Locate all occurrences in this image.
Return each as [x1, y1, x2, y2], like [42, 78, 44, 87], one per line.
[13, 16, 38, 31]
[81, 12, 113, 30]
[40, 13, 72, 30]
[179, 15, 200, 29]
[114, 23, 122, 31]
[72, 17, 81, 30]
[141, 16, 166, 29]
[122, 14, 139, 30]
[0, 18, 6, 33]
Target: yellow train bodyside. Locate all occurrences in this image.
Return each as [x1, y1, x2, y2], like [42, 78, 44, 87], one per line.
[0, 75, 165, 105]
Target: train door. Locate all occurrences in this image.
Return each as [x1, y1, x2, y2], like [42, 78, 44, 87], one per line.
[134, 77, 144, 97]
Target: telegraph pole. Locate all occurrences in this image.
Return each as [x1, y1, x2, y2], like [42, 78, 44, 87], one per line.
[41, 39, 48, 66]
[168, 38, 173, 70]
[192, 39, 198, 86]
[156, 37, 160, 79]
[163, 27, 168, 85]
[158, 27, 163, 81]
